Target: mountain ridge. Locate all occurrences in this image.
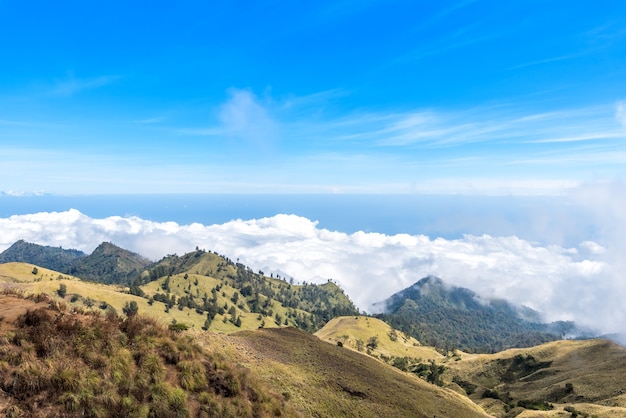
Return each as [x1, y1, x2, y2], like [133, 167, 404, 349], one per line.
[375, 275, 592, 353]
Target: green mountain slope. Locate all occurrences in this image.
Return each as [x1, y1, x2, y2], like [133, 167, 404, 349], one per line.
[376, 276, 581, 353]
[0, 241, 359, 335]
[139, 249, 359, 333]
[68, 242, 152, 284]
[0, 239, 85, 272]
[0, 240, 150, 286]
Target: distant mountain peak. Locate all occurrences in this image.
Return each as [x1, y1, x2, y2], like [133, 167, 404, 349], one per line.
[0, 240, 86, 272]
[376, 275, 586, 352]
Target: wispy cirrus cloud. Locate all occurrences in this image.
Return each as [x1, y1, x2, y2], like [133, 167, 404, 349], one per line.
[314, 104, 624, 149]
[51, 74, 121, 96]
[506, 53, 584, 71]
[616, 100, 626, 128]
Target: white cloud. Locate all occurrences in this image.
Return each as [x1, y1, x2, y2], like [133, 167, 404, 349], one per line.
[218, 88, 278, 149]
[51, 74, 120, 96]
[0, 196, 623, 336]
[616, 100, 626, 128]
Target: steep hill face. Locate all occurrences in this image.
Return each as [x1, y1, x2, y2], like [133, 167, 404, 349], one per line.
[68, 242, 152, 285]
[375, 276, 582, 353]
[0, 240, 85, 272]
[0, 293, 291, 417]
[202, 327, 489, 418]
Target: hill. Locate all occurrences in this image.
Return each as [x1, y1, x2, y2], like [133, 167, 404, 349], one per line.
[442, 338, 626, 417]
[0, 240, 150, 285]
[315, 315, 442, 361]
[198, 326, 489, 417]
[0, 246, 359, 334]
[375, 276, 584, 353]
[0, 240, 85, 272]
[68, 242, 152, 284]
[0, 292, 291, 417]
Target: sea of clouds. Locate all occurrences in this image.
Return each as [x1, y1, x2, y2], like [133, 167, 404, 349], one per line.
[2, 183, 626, 339]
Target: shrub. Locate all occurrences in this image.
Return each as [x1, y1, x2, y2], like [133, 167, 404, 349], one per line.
[517, 399, 553, 410]
[57, 284, 67, 298]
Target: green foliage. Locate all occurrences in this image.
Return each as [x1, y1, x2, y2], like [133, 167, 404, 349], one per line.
[482, 389, 510, 403]
[366, 336, 378, 350]
[452, 377, 477, 395]
[69, 242, 151, 285]
[564, 406, 592, 418]
[169, 321, 190, 332]
[0, 240, 86, 271]
[426, 360, 445, 386]
[122, 300, 139, 317]
[143, 250, 359, 333]
[57, 283, 67, 298]
[517, 399, 553, 410]
[391, 356, 409, 371]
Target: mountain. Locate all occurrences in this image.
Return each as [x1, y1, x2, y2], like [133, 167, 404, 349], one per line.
[375, 276, 586, 353]
[0, 240, 150, 285]
[138, 248, 360, 332]
[2, 254, 625, 416]
[0, 239, 85, 272]
[0, 242, 359, 334]
[68, 241, 151, 284]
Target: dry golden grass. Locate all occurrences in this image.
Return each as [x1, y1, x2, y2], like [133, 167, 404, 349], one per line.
[315, 315, 443, 361]
[196, 327, 490, 418]
[0, 262, 79, 282]
[444, 339, 626, 417]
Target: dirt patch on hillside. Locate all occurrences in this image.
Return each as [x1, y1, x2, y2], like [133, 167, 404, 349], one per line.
[0, 294, 49, 332]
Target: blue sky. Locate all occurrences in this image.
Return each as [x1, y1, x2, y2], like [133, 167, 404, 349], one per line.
[1, 0, 626, 195]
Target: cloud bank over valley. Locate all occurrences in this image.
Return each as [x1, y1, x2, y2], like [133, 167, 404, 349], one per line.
[1, 188, 624, 338]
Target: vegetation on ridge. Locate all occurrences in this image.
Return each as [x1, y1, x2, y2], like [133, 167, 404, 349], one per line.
[0, 291, 291, 417]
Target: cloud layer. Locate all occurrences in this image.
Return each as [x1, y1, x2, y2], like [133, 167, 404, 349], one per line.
[1, 203, 622, 337]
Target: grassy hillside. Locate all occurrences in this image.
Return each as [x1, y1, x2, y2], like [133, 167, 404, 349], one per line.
[68, 242, 152, 284]
[197, 327, 489, 418]
[0, 255, 359, 335]
[137, 249, 359, 333]
[0, 292, 291, 417]
[0, 262, 78, 283]
[442, 339, 626, 417]
[315, 315, 443, 360]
